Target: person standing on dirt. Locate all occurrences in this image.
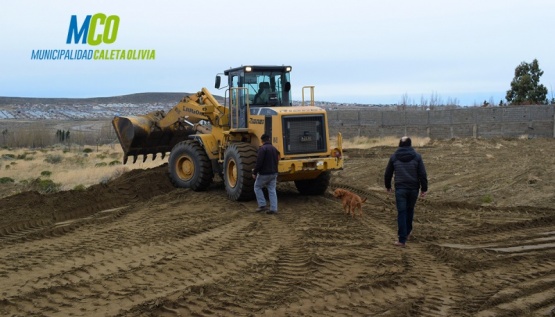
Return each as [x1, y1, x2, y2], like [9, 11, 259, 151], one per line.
[252, 134, 280, 214]
[384, 136, 428, 247]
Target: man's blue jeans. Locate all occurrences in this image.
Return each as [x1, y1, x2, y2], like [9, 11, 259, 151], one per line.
[395, 188, 419, 243]
[254, 173, 278, 212]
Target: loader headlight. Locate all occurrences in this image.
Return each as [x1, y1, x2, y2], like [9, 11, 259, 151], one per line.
[331, 148, 342, 158]
[245, 66, 252, 72]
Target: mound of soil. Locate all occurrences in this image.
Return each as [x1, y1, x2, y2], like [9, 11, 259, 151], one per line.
[0, 164, 174, 229]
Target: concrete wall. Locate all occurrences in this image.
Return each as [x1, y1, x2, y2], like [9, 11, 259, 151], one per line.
[328, 105, 555, 139]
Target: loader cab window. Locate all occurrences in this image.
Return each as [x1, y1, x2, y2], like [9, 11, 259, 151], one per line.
[227, 67, 292, 129]
[239, 71, 291, 107]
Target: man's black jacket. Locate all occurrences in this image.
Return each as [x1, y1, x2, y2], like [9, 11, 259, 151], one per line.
[384, 146, 428, 192]
[253, 142, 279, 175]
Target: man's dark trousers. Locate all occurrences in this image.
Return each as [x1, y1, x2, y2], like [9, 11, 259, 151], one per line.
[395, 188, 419, 244]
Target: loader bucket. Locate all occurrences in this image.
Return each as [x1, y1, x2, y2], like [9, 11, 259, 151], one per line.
[112, 113, 197, 164]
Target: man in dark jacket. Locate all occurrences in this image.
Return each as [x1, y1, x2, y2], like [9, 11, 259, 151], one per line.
[252, 134, 280, 214]
[384, 136, 428, 247]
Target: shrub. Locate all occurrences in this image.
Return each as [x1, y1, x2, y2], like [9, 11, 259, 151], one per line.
[73, 184, 86, 191]
[23, 178, 61, 194]
[96, 154, 107, 159]
[83, 148, 93, 153]
[41, 170, 52, 177]
[0, 177, 14, 184]
[2, 153, 16, 159]
[44, 154, 63, 164]
[37, 179, 61, 194]
[95, 162, 108, 167]
[17, 152, 36, 161]
[481, 194, 493, 204]
[109, 160, 122, 166]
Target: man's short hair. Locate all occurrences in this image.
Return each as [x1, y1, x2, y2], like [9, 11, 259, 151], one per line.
[399, 136, 412, 147]
[261, 134, 270, 141]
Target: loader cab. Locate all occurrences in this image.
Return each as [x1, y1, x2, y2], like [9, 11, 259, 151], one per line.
[216, 65, 292, 128]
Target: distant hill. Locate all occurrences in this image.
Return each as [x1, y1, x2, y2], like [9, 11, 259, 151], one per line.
[0, 92, 225, 105]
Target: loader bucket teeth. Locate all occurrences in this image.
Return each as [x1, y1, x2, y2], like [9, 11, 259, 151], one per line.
[123, 155, 128, 165]
[112, 114, 198, 164]
[143, 154, 147, 163]
[153, 153, 157, 161]
[161, 152, 166, 160]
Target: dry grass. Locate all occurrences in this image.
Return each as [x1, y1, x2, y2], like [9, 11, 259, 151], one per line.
[0, 144, 164, 192]
[0, 136, 429, 196]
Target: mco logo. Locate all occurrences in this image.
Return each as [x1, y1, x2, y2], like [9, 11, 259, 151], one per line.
[66, 14, 120, 45]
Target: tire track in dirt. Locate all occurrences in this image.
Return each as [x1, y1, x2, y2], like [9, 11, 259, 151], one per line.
[433, 219, 555, 316]
[329, 182, 555, 317]
[413, 196, 555, 316]
[0, 206, 129, 244]
[2, 141, 555, 316]
[130, 187, 384, 316]
[133, 187, 322, 316]
[324, 183, 463, 316]
[142, 183, 464, 317]
[0, 189, 280, 316]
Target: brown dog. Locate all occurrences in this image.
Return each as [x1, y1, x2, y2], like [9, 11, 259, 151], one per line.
[333, 188, 367, 218]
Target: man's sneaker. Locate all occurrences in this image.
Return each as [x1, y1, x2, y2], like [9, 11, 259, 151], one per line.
[266, 210, 277, 215]
[394, 241, 406, 248]
[407, 230, 413, 240]
[255, 206, 267, 212]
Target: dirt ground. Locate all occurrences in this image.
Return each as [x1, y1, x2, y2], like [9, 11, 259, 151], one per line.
[1, 137, 554, 317]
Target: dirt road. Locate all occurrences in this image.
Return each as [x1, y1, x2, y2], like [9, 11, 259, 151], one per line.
[1, 138, 554, 316]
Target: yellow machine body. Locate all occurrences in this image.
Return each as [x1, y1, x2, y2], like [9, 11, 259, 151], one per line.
[112, 65, 343, 200]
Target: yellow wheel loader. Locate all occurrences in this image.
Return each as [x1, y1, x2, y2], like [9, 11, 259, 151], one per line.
[112, 65, 343, 201]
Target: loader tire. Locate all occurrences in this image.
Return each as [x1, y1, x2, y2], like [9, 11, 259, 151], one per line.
[224, 142, 257, 201]
[169, 140, 213, 191]
[294, 171, 331, 195]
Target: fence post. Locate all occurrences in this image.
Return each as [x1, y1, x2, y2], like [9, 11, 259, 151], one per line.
[449, 109, 453, 139]
[404, 110, 407, 135]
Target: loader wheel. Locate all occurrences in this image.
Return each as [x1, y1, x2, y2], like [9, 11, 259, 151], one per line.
[294, 171, 331, 195]
[169, 140, 213, 191]
[224, 142, 257, 201]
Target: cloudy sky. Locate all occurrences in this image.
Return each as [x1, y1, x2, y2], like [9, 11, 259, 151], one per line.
[1, 0, 553, 106]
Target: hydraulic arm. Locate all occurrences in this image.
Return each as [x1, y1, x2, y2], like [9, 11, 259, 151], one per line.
[112, 88, 228, 164]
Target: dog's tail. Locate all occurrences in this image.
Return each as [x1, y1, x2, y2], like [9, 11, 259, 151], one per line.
[362, 197, 367, 203]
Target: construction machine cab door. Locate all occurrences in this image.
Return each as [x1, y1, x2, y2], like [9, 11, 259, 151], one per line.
[229, 74, 248, 128]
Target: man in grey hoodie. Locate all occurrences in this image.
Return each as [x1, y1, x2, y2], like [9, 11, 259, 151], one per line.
[384, 136, 428, 247]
